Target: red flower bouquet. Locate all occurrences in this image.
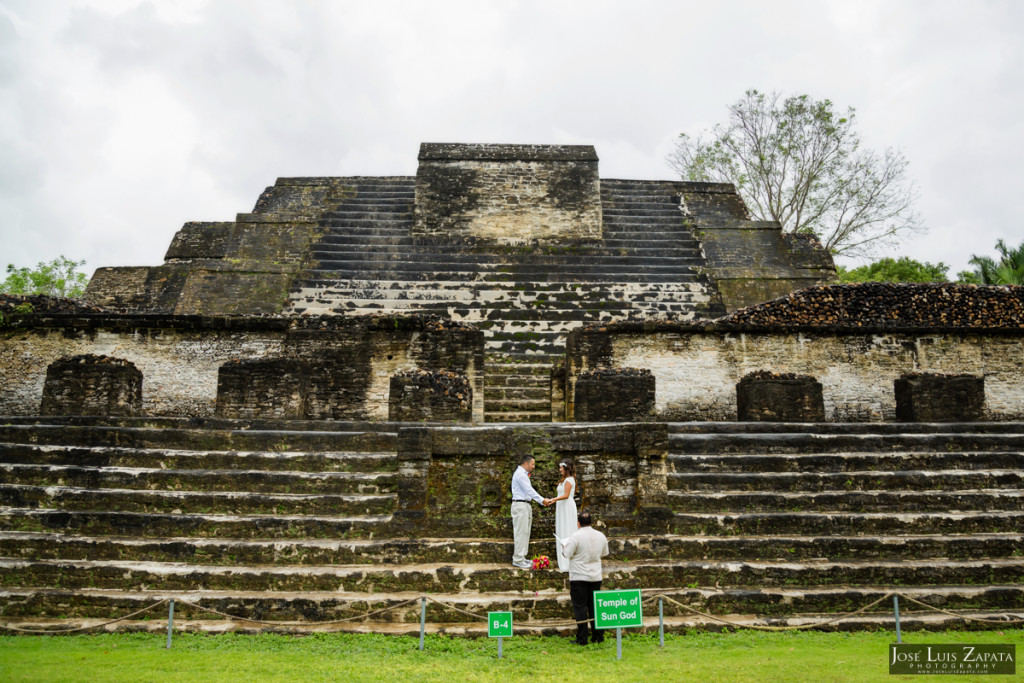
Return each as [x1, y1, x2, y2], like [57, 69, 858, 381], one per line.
[531, 555, 550, 570]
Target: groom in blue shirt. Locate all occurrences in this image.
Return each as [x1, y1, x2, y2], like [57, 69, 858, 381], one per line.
[510, 454, 551, 569]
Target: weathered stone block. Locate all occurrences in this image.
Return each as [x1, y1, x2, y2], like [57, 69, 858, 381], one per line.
[164, 222, 233, 260]
[736, 371, 825, 422]
[574, 368, 654, 421]
[81, 265, 189, 314]
[215, 358, 310, 419]
[413, 143, 602, 243]
[895, 373, 985, 422]
[40, 354, 142, 417]
[388, 369, 472, 422]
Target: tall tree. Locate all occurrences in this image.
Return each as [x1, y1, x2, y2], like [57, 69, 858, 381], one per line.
[0, 256, 89, 298]
[668, 90, 923, 257]
[959, 238, 1024, 285]
[837, 257, 949, 283]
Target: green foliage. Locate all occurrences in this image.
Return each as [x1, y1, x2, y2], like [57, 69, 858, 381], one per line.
[837, 257, 949, 283]
[960, 238, 1024, 285]
[669, 90, 922, 257]
[1, 630, 1021, 682]
[0, 255, 89, 298]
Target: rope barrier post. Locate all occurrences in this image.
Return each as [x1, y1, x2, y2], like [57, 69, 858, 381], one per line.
[894, 595, 902, 644]
[165, 599, 174, 650]
[616, 627, 622, 660]
[419, 597, 426, 651]
[659, 597, 664, 648]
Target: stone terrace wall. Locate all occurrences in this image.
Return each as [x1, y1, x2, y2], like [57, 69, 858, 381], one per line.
[413, 143, 602, 244]
[567, 327, 1024, 421]
[394, 424, 668, 538]
[0, 315, 484, 421]
[565, 284, 1024, 421]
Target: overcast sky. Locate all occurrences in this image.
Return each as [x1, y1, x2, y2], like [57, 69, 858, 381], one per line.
[2, 0, 1022, 280]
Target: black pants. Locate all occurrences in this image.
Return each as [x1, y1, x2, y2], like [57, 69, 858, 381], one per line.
[569, 579, 604, 645]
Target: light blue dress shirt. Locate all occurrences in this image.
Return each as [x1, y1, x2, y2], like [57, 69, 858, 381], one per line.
[511, 465, 544, 503]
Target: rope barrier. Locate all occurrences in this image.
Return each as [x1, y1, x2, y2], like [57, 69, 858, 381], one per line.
[897, 593, 1024, 626]
[172, 597, 423, 626]
[1, 589, 1021, 634]
[0, 599, 170, 634]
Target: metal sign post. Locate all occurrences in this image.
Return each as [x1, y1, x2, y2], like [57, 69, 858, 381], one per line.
[165, 599, 175, 649]
[593, 589, 643, 660]
[419, 597, 426, 651]
[488, 611, 513, 659]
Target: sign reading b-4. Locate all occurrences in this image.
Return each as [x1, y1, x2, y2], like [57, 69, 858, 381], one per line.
[488, 611, 513, 638]
[593, 589, 643, 629]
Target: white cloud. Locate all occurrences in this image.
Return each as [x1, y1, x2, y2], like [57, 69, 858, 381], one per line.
[0, 0, 1022, 277]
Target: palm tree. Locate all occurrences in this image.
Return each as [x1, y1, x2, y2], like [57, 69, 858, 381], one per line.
[964, 239, 1024, 285]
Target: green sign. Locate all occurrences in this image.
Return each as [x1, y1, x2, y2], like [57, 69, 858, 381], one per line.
[488, 611, 513, 638]
[593, 589, 643, 630]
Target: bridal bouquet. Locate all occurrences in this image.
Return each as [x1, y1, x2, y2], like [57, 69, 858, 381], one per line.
[531, 555, 550, 570]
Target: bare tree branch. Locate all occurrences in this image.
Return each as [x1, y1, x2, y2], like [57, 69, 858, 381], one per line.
[667, 90, 924, 257]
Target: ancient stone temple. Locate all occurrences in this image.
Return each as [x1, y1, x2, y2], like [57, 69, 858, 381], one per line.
[0, 143, 1022, 635]
[69, 142, 833, 422]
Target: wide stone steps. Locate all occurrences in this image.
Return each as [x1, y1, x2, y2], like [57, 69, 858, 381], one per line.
[308, 251, 704, 269]
[304, 262, 701, 278]
[0, 508, 391, 539]
[484, 353, 559, 422]
[0, 463, 396, 494]
[0, 443, 396, 473]
[295, 284, 710, 305]
[0, 485, 395, 517]
[3, 531, 1018, 565]
[3, 585, 1021, 627]
[670, 451, 1024, 474]
[665, 511, 1024, 536]
[669, 432, 1024, 455]
[316, 236, 701, 254]
[666, 489, 1024, 513]
[668, 469, 1024, 491]
[1, 419, 1022, 633]
[299, 271, 702, 285]
[3, 557, 1022, 594]
[0, 424, 397, 453]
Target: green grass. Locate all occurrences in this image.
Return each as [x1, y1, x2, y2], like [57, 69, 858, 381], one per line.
[0, 629, 1021, 682]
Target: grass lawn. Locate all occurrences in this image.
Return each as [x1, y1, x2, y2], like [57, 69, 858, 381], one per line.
[0, 629, 1021, 682]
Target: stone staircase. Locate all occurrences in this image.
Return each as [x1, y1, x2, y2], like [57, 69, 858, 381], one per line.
[287, 178, 724, 421]
[0, 418, 1021, 634]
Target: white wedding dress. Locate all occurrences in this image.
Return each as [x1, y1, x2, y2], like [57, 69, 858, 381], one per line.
[554, 476, 577, 572]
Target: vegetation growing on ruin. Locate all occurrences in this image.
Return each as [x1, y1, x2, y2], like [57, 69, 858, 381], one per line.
[2, 630, 1022, 682]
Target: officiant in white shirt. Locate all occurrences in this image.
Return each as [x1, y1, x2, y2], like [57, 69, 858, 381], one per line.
[561, 510, 610, 645]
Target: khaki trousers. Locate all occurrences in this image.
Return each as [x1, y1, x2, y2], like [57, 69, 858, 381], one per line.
[511, 501, 532, 566]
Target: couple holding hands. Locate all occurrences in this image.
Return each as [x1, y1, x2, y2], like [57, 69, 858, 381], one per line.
[509, 454, 579, 571]
[510, 454, 611, 645]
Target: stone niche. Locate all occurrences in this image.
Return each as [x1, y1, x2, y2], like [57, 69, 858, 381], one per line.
[215, 358, 311, 419]
[574, 368, 655, 422]
[215, 355, 390, 421]
[40, 354, 143, 417]
[736, 371, 825, 422]
[413, 143, 602, 244]
[389, 369, 473, 422]
[895, 373, 985, 422]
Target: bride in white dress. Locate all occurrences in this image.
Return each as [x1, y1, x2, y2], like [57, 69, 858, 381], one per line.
[551, 460, 578, 572]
